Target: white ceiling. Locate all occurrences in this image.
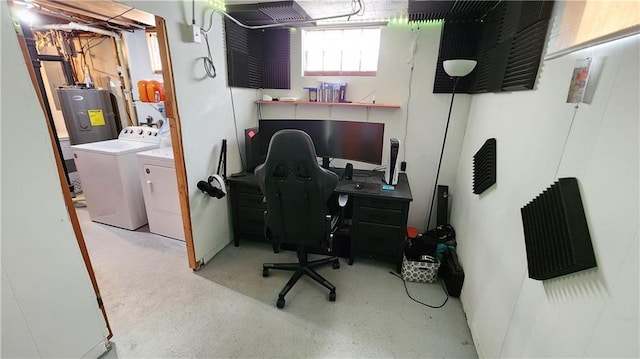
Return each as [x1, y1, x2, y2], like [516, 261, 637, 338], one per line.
[225, 0, 409, 21]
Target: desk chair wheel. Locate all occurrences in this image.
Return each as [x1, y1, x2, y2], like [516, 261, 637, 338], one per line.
[329, 290, 336, 302]
[332, 260, 340, 269]
[262, 268, 269, 277]
[277, 296, 286, 309]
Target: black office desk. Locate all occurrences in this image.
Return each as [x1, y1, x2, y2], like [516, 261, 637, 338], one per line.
[227, 169, 413, 272]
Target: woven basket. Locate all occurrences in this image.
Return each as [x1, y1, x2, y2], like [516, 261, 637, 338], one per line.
[401, 255, 440, 283]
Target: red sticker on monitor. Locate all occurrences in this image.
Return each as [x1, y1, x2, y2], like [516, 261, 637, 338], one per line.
[248, 130, 255, 138]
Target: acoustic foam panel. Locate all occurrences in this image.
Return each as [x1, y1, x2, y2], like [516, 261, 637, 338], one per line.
[473, 138, 496, 194]
[520, 178, 596, 280]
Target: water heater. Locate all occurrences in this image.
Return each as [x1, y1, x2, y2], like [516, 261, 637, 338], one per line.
[57, 87, 119, 145]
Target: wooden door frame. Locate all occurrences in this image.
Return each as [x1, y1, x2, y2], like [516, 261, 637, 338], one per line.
[15, 9, 199, 328]
[155, 16, 198, 269]
[14, 5, 199, 347]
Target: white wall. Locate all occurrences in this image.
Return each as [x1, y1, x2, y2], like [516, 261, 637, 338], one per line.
[123, 1, 252, 263]
[1, 2, 110, 357]
[248, 23, 472, 230]
[450, 33, 639, 357]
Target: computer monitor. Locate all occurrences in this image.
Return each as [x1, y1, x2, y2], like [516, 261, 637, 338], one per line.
[258, 119, 385, 165]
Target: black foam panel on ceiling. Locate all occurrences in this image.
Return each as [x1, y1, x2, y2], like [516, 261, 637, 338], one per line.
[408, 1, 452, 22]
[472, 138, 496, 195]
[226, 1, 312, 26]
[521, 178, 596, 280]
[408, 0, 499, 22]
[258, 1, 312, 23]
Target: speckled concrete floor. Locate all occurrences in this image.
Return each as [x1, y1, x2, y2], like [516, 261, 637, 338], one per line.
[79, 208, 477, 358]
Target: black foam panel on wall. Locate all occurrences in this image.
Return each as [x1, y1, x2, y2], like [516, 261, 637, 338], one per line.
[473, 138, 496, 194]
[433, 21, 481, 94]
[224, 19, 290, 89]
[430, 1, 554, 94]
[520, 178, 596, 280]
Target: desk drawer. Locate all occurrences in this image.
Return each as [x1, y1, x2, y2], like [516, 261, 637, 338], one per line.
[359, 207, 402, 226]
[233, 183, 262, 195]
[236, 192, 266, 209]
[356, 222, 401, 256]
[359, 197, 404, 211]
[237, 207, 265, 236]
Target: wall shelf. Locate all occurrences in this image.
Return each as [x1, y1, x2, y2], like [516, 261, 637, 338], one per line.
[255, 100, 400, 109]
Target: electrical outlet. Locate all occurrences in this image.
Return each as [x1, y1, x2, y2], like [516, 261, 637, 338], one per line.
[191, 24, 201, 44]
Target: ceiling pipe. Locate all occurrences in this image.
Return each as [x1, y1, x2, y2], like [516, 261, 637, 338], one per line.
[33, 22, 138, 126]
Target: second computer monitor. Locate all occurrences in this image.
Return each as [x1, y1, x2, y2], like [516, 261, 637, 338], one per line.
[259, 119, 385, 165]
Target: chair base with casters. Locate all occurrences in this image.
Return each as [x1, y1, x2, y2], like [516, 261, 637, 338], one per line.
[262, 247, 340, 309]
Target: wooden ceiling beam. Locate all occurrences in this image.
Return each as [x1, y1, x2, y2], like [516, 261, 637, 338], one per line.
[34, 1, 136, 28]
[51, 0, 155, 26]
[33, 0, 153, 29]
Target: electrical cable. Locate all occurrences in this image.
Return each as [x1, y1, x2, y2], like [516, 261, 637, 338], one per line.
[192, 0, 196, 25]
[85, 7, 136, 26]
[202, 32, 217, 78]
[36, 4, 87, 24]
[195, 0, 362, 81]
[228, 87, 245, 171]
[554, 105, 579, 178]
[480, 0, 503, 21]
[403, 27, 419, 160]
[357, 90, 376, 103]
[83, 36, 109, 51]
[201, 0, 363, 33]
[389, 271, 449, 308]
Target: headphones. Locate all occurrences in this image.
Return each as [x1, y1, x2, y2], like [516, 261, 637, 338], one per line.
[197, 174, 227, 199]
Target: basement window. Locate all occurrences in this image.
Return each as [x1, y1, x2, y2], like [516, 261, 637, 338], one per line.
[146, 32, 162, 73]
[302, 28, 381, 77]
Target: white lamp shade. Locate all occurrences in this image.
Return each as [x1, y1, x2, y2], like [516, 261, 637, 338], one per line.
[443, 59, 477, 77]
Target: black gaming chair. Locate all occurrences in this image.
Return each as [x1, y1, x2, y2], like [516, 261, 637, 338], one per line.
[255, 129, 340, 309]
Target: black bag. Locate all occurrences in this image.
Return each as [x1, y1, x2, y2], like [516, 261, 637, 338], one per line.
[404, 235, 438, 261]
[424, 224, 456, 246]
[438, 247, 465, 297]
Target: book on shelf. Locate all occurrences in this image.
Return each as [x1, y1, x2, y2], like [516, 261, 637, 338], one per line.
[307, 82, 347, 103]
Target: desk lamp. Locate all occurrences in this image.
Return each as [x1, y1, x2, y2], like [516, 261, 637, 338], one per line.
[427, 59, 477, 230]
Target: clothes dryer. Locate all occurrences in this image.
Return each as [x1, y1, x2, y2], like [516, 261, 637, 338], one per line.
[71, 126, 160, 230]
[136, 148, 185, 241]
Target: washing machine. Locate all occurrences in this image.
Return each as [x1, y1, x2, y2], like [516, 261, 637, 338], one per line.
[136, 148, 185, 241]
[71, 126, 160, 230]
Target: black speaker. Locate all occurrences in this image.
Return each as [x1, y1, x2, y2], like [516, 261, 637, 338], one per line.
[436, 185, 449, 226]
[344, 163, 353, 180]
[244, 127, 263, 172]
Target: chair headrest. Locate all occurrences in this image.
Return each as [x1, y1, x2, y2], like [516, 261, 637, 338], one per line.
[264, 129, 318, 165]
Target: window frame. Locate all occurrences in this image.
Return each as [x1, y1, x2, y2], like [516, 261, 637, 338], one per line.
[146, 31, 162, 74]
[301, 27, 381, 77]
